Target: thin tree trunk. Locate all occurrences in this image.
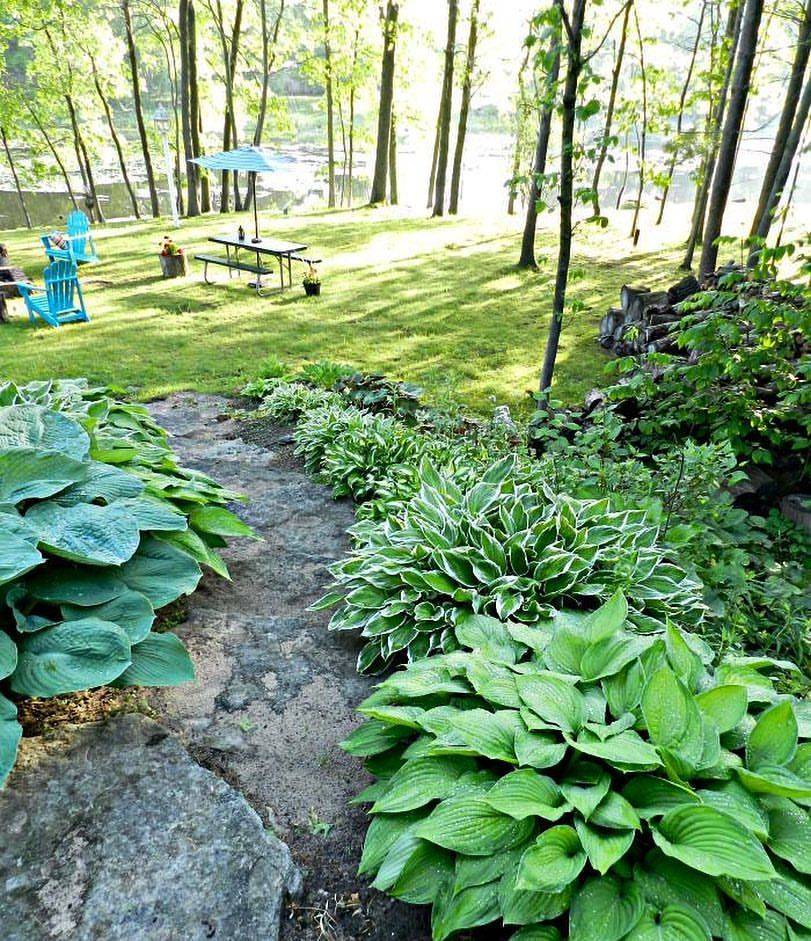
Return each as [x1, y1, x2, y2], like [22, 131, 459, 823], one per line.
[370, 1, 399, 204]
[26, 106, 80, 211]
[189, 0, 211, 212]
[776, 125, 807, 245]
[388, 110, 398, 204]
[66, 94, 104, 223]
[628, 6, 647, 241]
[123, 0, 160, 217]
[656, 0, 706, 224]
[682, 0, 743, 269]
[323, 0, 336, 207]
[449, 0, 481, 215]
[519, 33, 561, 268]
[179, 0, 199, 216]
[0, 127, 32, 228]
[592, 2, 631, 216]
[748, 0, 811, 243]
[433, 0, 459, 217]
[507, 47, 531, 216]
[615, 131, 630, 208]
[427, 112, 441, 208]
[347, 25, 359, 207]
[700, 0, 764, 277]
[540, 0, 587, 395]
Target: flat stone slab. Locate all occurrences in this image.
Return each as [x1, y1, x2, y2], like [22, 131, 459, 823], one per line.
[0, 714, 299, 941]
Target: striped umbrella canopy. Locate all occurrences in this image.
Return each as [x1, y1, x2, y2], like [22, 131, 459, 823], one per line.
[190, 146, 294, 240]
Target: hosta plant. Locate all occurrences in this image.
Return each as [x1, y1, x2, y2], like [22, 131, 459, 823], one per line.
[0, 394, 254, 787]
[241, 379, 344, 424]
[344, 593, 811, 941]
[315, 457, 705, 673]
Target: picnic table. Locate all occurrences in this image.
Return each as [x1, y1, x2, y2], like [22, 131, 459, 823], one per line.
[195, 234, 318, 295]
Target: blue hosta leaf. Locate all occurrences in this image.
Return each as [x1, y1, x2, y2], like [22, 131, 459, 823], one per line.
[0, 530, 44, 586]
[0, 405, 89, 459]
[25, 502, 141, 566]
[0, 631, 17, 680]
[112, 631, 193, 687]
[52, 461, 144, 506]
[25, 567, 127, 606]
[10, 618, 131, 697]
[118, 536, 202, 608]
[484, 769, 568, 821]
[62, 589, 155, 644]
[413, 795, 534, 856]
[115, 496, 188, 532]
[516, 825, 586, 893]
[747, 700, 798, 772]
[0, 693, 22, 788]
[0, 448, 88, 504]
[652, 805, 777, 881]
[624, 902, 711, 941]
[569, 874, 645, 941]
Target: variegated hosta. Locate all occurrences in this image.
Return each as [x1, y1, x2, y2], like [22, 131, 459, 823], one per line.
[315, 457, 706, 673]
[243, 378, 344, 424]
[344, 594, 811, 941]
[0, 392, 255, 787]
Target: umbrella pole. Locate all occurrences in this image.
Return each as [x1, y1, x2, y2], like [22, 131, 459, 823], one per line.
[251, 172, 260, 243]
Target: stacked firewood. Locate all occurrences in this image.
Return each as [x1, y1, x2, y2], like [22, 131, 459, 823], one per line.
[599, 274, 702, 356]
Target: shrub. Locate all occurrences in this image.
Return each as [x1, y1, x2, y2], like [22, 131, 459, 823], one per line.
[344, 594, 811, 941]
[315, 457, 705, 673]
[0, 386, 255, 786]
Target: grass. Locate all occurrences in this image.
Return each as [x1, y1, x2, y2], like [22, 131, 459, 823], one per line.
[0, 205, 688, 415]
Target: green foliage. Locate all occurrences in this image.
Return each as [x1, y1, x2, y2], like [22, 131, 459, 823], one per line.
[345, 597, 811, 941]
[315, 457, 705, 673]
[0, 380, 255, 787]
[246, 379, 345, 424]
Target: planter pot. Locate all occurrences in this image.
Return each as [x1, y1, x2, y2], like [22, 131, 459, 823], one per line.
[303, 281, 321, 296]
[159, 253, 188, 279]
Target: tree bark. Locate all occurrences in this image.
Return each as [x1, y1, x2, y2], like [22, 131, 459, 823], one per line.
[322, 0, 337, 207]
[188, 0, 211, 212]
[389, 110, 398, 204]
[507, 47, 531, 216]
[519, 33, 561, 268]
[700, 0, 764, 277]
[347, 24, 360, 206]
[0, 127, 32, 228]
[427, 111, 441, 208]
[65, 93, 104, 223]
[656, 0, 706, 224]
[179, 0, 200, 216]
[449, 0, 481, 215]
[539, 0, 587, 395]
[122, 0, 160, 217]
[748, 0, 811, 245]
[776, 123, 808, 245]
[26, 106, 80, 211]
[370, 2, 398, 204]
[591, 2, 631, 217]
[628, 5, 647, 241]
[433, 0, 459, 217]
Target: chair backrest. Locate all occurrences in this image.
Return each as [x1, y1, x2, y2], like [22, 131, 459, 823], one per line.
[66, 210, 90, 256]
[44, 261, 78, 312]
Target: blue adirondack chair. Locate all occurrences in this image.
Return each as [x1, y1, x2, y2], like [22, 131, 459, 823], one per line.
[17, 261, 90, 327]
[41, 210, 99, 265]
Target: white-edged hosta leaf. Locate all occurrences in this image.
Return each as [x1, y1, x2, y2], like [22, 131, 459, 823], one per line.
[0, 448, 88, 504]
[695, 685, 748, 734]
[747, 700, 798, 772]
[515, 825, 586, 893]
[569, 874, 645, 941]
[652, 805, 776, 881]
[25, 501, 141, 566]
[0, 530, 44, 586]
[484, 769, 567, 821]
[10, 618, 131, 697]
[0, 693, 22, 787]
[413, 795, 534, 856]
[624, 902, 711, 941]
[62, 589, 155, 643]
[118, 536, 202, 608]
[371, 756, 475, 813]
[766, 797, 811, 873]
[574, 819, 635, 874]
[112, 632, 194, 687]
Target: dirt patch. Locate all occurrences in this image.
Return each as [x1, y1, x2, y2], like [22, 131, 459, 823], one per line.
[16, 688, 153, 737]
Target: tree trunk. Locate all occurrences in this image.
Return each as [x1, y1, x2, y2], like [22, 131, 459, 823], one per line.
[26, 106, 80, 211]
[427, 111, 441, 208]
[615, 131, 630, 209]
[700, 0, 764, 277]
[0, 127, 32, 228]
[539, 0, 587, 395]
[748, 0, 811, 246]
[65, 94, 104, 223]
[592, 1, 631, 216]
[179, 0, 200, 216]
[682, 0, 743, 269]
[189, 1, 210, 212]
[449, 0, 481, 215]
[323, 0, 336, 208]
[347, 26, 359, 207]
[656, 0, 706, 224]
[432, 0, 459, 217]
[507, 47, 530, 216]
[776, 124, 807, 245]
[389, 110, 398, 204]
[370, 1, 399, 204]
[519, 33, 561, 268]
[628, 6, 647, 241]
[123, 0, 160, 218]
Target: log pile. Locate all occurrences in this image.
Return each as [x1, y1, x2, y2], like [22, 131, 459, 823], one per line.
[599, 274, 701, 356]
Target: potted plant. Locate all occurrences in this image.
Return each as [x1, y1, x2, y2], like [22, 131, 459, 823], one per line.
[159, 236, 188, 278]
[303, 264, 321, 297]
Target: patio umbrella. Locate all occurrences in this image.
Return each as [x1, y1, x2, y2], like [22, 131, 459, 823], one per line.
[189, 146, 293, 242]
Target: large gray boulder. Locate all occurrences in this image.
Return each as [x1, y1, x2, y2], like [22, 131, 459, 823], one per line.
[0, 714, 299, 941]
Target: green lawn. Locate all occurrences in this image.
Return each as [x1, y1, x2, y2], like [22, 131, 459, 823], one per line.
[0, 206, 685, 414]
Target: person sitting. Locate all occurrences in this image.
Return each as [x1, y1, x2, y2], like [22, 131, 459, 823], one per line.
[0, 243, 32, 323]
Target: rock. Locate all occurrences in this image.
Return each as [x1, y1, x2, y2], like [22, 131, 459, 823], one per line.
[0, 714, 299, 941]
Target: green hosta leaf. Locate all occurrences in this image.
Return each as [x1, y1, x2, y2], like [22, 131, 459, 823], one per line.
[0, 405, 89, 459]
[603, 660, 646, 717]
[445, 708, 521, 763]
[665, 623, 704, 691]
[561, 763, 611, 818]
[188, 505, 254, 539]
[724, 908, 788, 941]
[118, 536, 202, 608]
[569, 874, 645, 941]
[590, 791, 641, 830]
[499, 863, 573, 925]
[112, 632, 194, 687]
[371, 756, 475, 813]
[454, 849, 523, 892]
[511, 928, 561, 941]
[767, 797, 811, 874]
[584, 590, 629, 641]
[390, 840, 453, 904]
[567, 728, 662, 768]
[372, 832, 423, 890]
[158, 529, 230, 579]
[0, 448, 88, 504]
[0, 631, 17, 681]
[581, 632, 648, 682]
[413, 795, 534, 856]
[358, 811, 421, 875]
[622, 777, 701, 819]
[641, 666, 704, 771]
[10, 618, 131, 697]
[747, 700, 798, 772]
[517, 673, 586, 733]
[431, 880, 499, 941]
[484, 769, 567, 821]
[652, 805, 777, 881]
[635, 851, 725, 936]
[696, 780, 769, 840]
[516, 825, 586, 893]
[737, 766, 811, 799]
[695, 685, 748, 734]
[574, 819, 635, 875]
[454, 612, 522, 663]
[341, 719, 413, 757]
[0, 530, 44, 586]
[62, 590, 155, 644]
[25, 502, 141, 566]
[514, 729, 567, 769]
[755, 860, 811, 928]
[624, 903, 711, 941]
[0, 693, 22, 788]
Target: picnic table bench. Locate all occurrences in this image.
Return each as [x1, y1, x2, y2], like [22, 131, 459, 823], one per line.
[195, 234, 320, 295]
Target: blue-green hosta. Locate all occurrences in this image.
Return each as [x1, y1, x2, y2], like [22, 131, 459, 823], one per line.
[315, 457, 706, 673]
[345, 593, 811, 941]
[0, 390, 255, 786]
